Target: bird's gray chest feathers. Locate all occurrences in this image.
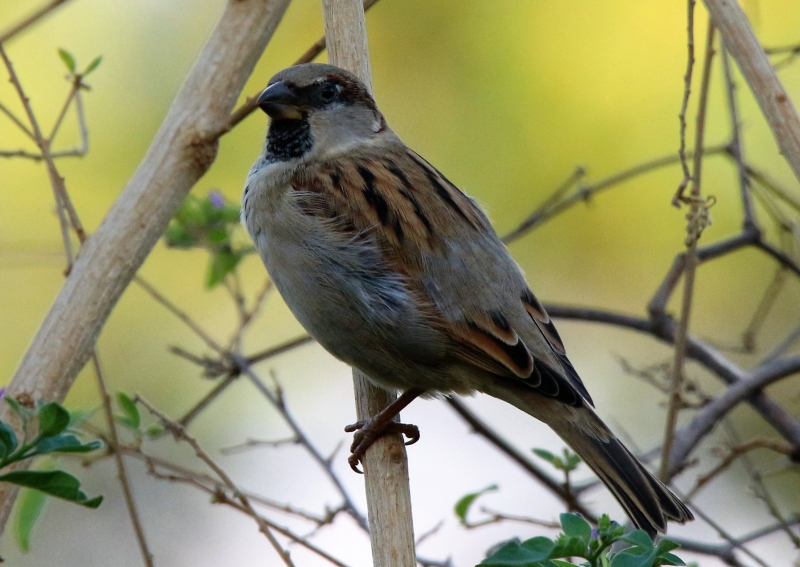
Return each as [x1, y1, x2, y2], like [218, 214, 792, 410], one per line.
[243, 156, 441, 381]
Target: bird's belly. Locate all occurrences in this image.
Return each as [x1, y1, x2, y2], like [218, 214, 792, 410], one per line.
[254, 220, 446, 389]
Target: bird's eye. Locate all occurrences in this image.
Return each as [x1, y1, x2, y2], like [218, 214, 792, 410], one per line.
[320, 84, 337, 101]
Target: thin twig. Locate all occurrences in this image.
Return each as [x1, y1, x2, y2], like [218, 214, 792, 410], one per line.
[502, 145, 728, 245]
[236, 364, 370, 532]
[545, 304, 800, 453]
[661, 22, 716, 480]
[136, 396, 296, 567]
[741, 267, 786, 352]
[92, 356, 153, 567]
[174, 335, 314, 428]
[220, 437, 299, 455]
[762, 322, 800, 363]
[0, 44, 76, 270]
[688, 436, 795, 498]
[135, 455, 353, 567]
[721, 46, 757, 230]
[462, 507, 560, 530]
[0, 100, 34, 139]
[683, 495, 771, 567]
[0, 0, 72, 44]
[133, 275, 226, 355]
[445, 397, 595, 520]
[723, 421, 800, 547]
[175, 373, 238, 428]
[414, 520, 444, 547]
[210, 495, 351, 567]
[114, 445, 334, 525]
[673, 0, 697, 206]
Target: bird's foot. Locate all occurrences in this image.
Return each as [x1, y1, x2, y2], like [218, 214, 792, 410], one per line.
[344, 419, 420, 474]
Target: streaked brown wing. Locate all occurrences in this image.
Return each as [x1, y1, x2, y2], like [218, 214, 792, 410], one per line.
[292, 144, 592, 407]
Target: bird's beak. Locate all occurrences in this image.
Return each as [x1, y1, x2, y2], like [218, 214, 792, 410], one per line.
[257, 81, 304, 120]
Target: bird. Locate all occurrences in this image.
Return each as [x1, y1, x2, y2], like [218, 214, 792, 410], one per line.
[242, 62, 693, 537]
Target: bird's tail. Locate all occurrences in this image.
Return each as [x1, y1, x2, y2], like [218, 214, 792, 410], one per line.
[481, 382, 693, 537]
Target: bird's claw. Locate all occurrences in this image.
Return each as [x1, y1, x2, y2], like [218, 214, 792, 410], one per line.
[344, 419, 421, 474]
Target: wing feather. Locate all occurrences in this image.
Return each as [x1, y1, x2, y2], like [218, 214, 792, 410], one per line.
[292, 145, 592, 407]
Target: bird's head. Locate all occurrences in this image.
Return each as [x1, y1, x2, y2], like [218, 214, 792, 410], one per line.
[257, 63, 387, 161]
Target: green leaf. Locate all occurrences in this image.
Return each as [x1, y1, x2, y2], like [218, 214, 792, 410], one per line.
[0, 470, 102, 508]
[0, 421, 19, 461]
[206, 248, 243, 288]
[30, 435, 101, 456]
[221, 203, 242, 224]
[145, 425, 163, 437]
[5, 397, 31, 419]
[480, 537, 554, 566]
[621, 530, 654, 549]
[532, 448, 565, 469]
[659, 553, 686, 566]
[609, 549, 657, 567]
[14, 460, 54, 553]
[116, 392, 140, 430]
[655, 539, 680, 554]
[532, 448, 556, 462]
[560, 513, 592, 541]
[15, 486, 47, 552]
[610, 532, 658, 567]
[561, 448, 582, 471]
[454, 484, 497, 523]
[83, 56, 102, 75]
[164, 222, 196, 248]
[57, 48, 76, 73]
[67, 407, 96, 429]
[520, 537, 556, 557]
[175, 195, 207, 226]
[206, 227, 230, 246]
[551, 535, 586, 558]
[38, 403, 70, 438]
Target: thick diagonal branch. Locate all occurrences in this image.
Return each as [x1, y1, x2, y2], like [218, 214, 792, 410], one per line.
[703, 0, 800, 184]
[0, 0, 291, 535]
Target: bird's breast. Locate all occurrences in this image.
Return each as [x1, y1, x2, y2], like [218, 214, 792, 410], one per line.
[244, 172, 445, 382]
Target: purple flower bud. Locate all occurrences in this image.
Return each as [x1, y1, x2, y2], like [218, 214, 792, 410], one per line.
[209, 190, 225, 209]
[0, 388, 5, 400]
[590, 528, 599, 540]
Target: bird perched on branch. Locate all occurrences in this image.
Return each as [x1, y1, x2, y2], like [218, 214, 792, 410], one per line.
[242, 62, 693, 537]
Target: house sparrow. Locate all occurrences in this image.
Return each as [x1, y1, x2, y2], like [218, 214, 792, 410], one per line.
[242, 63, 693, 537]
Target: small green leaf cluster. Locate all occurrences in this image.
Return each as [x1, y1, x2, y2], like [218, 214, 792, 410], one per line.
[0, 398, 102, 509]
[532, 448, 582, 472]
[115, 392, 161, 437]
[480, 514, 685, 567]
[163, 192, 252, 288]
[57, 48, 102, 88]
[455, 484, 498, 524]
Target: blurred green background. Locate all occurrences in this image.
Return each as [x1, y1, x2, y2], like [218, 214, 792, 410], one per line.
[0, 0, 799, 565]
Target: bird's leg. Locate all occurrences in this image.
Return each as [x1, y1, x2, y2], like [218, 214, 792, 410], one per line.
[345, 387, 425, 473]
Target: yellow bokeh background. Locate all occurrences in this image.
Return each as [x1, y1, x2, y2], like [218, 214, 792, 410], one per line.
[0, 0, 798, 565]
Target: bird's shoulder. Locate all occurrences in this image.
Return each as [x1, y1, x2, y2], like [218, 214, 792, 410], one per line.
[289, 140, 491, 255]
